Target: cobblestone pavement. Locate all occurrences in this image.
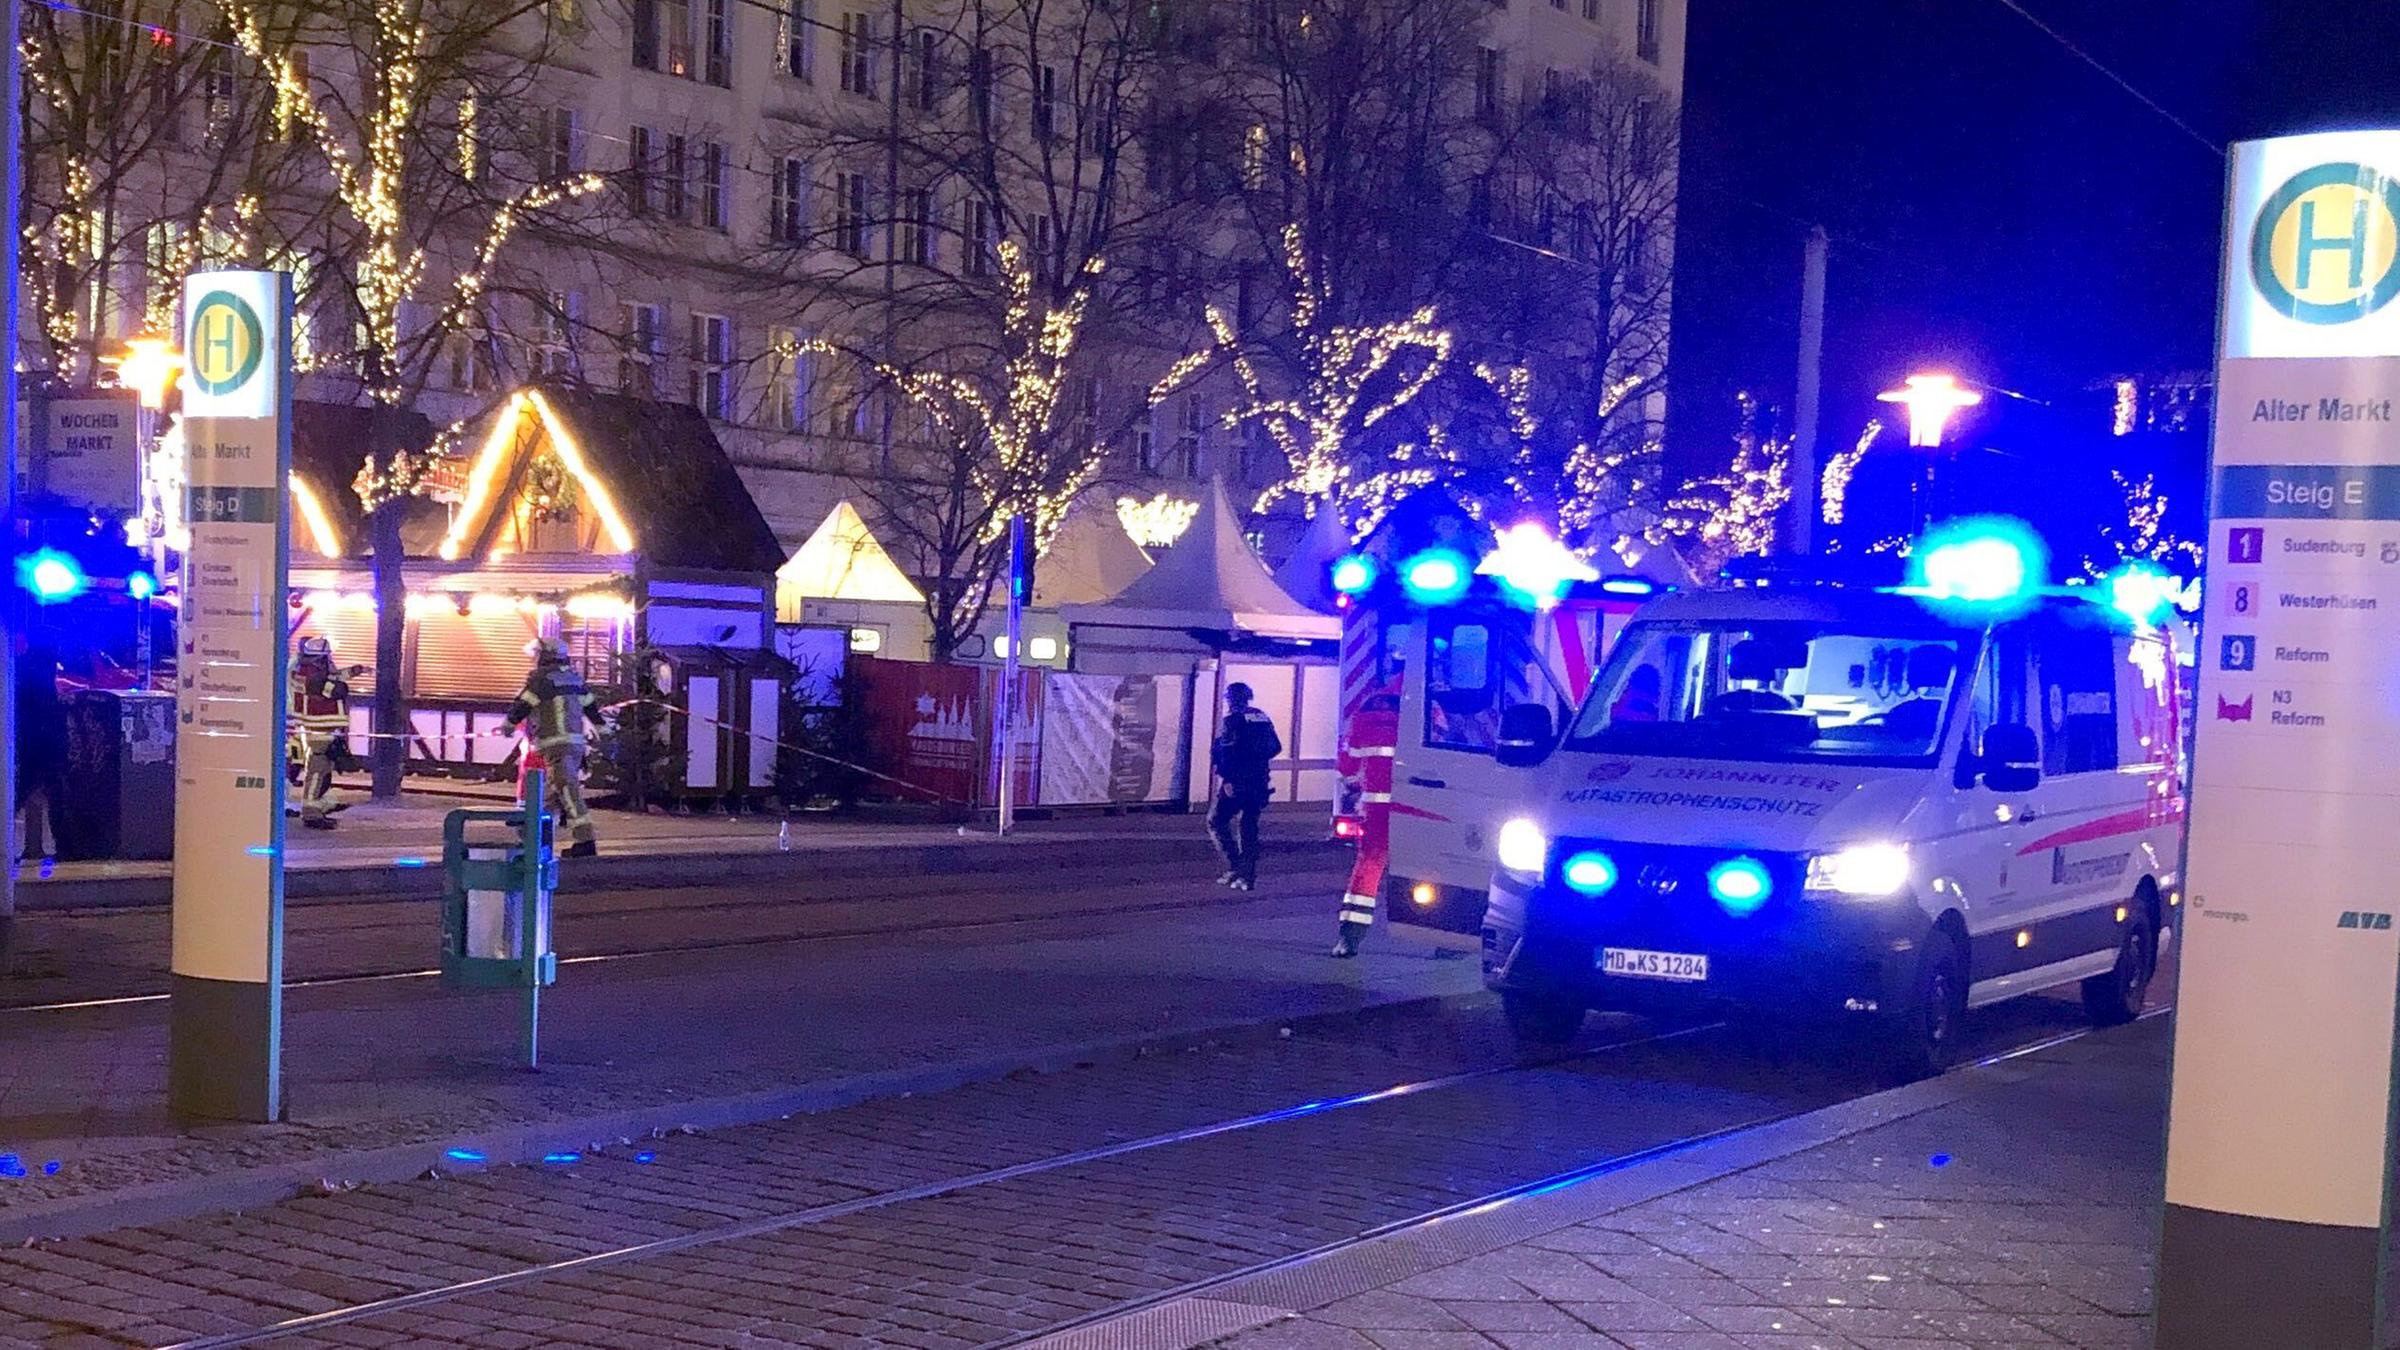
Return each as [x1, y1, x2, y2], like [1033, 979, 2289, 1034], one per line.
[0, 853, 1467, 1219]
[0, 991, 2108, 1349]
[1192, 1016, 2167, 1350]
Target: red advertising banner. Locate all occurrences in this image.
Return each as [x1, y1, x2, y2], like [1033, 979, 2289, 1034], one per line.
[857, 658, 983, 804]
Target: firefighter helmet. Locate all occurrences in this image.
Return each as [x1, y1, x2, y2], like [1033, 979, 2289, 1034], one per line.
[527, 635, 571, 665]
[297, 635, 333, 660]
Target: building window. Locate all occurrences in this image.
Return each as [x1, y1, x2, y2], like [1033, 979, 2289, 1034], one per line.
[779, 0, 814, 80]
[627, 125, 655, 214]
[1475, 48, 1503, 119]
[534, 291, 581, 377]
[840, 12, 878, 98]
[1637, 0, 1661, 63]
[912, 29, 940, 110]
[764, 326, 809, 430]
[201, 40, 237, 147]
[1133, 405, 1157, 471]
[663, 133, 690, 220]
[835, 171, 872, 258]
[968, 46, 993, 125]
[632, 0, 661, 70]
[664, 0, 695, 76]
[620, 302, 665, 395]
[897, 188, 932, 265]
[962, 197, 994, 276]
[1241, 124, 1266, 191]
[1032, 63, 1059, 143]
[690, 313, 733, 419]
[698, 141, 728, 230]
[535, 107, 579, 179]
[703, 0, 730, 86]
[1550, 0, 1565, 9]
[1582, 0, 1598, 18]
[770, 157, 809, 243]
[1175, 398, 1207, 476]
[445, 310, 498, 393]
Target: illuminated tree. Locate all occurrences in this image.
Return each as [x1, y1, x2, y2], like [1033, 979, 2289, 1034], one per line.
[215, 0, 604, 796]
[2091, 469, 2203, 576]
[1654, 393, 1793, 577]
[1151, 224, 1452, 515]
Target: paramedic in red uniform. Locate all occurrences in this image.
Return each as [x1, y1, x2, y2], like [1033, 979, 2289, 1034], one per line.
[1332, 692, 1400, 958]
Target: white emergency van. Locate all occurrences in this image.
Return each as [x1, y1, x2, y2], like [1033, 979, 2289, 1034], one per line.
[1479, 584, 2184, 1074]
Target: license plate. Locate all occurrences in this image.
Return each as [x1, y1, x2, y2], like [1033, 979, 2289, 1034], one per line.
[1600, 948, 1709, 982]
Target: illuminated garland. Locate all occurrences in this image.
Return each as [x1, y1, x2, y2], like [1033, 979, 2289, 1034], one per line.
[2088, 469, 2202, 576]
[1115, 493, 1200, 548]
[1152, 224, 1452, 515]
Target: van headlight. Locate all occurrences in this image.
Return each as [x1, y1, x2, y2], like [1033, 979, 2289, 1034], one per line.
[1805, 843, 1912, 897]
[1496, 817, 1549, 877]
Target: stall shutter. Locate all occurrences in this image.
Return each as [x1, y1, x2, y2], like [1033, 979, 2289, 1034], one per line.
[414, 610, 541, 700]
[687, 675, 722, 788]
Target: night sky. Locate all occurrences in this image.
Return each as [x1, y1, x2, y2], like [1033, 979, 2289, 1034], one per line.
[1669, 0, 2400, 470]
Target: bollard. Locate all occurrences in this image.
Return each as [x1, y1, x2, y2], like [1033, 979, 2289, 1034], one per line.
[440, 771, 558, 1068]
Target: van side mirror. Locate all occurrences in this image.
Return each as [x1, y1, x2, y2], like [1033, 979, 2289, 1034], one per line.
[1975, 723, 2041, 794]
[1496, 703, 1556, 769]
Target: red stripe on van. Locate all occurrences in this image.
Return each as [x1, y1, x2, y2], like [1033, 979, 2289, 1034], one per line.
[2016, 803, 2185, 856]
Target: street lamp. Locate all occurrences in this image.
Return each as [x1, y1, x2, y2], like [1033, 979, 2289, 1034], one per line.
[1878, 372, 1984, 531]
[107, 335, 183, 411]
[1877, 373, 1982, 449]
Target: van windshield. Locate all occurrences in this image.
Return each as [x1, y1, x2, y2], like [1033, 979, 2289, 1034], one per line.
[1565, 618, 1979, 766]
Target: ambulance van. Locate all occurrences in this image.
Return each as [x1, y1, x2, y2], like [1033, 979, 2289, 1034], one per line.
[1479, 583, 2184, 1075]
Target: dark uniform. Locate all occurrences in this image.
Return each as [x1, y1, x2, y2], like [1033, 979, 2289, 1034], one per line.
[505, 638, 604, 855]
[1207, 683, 1282, 891]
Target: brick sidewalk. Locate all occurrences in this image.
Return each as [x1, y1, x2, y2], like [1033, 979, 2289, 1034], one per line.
[1053, 1017, 2168, 1350]
[0, 861, 1472, 1242]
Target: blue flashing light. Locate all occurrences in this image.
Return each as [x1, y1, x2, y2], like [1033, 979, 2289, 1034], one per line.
[1929, 1153, 1953, 1169]
[126, 571, 157, 601]
[2104, 562, 2179, 626]
[1909, 517, 2047, 612]
[1707, 856, 1774, 916]
[1598, 577, 1656, 598]
[633, 1150, 657, 1164]
[37, 859, 54, 880]
[444, 1147, 488, 1163]
[41, 1161, 58, 1176]
[19, 548, 86, 603]
[541, 1151, 582, 1165]
[1561, 851, 1619, 897]
[1400, 549, 1472, 605]
[0, 1155, 24, 1179]
[394, 856, 430, 868]
[1330, 554, 1378, 596]
[245, 845, 277, 858]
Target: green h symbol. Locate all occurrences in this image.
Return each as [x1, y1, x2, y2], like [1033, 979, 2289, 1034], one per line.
[201, 307, 240, 373]
[2297, 193, 2372, 291]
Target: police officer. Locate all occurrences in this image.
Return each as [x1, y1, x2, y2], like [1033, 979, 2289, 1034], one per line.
[1208, 682, 1282, 891]
[505, 637, 606, 857]
[1332, 692, 1399, 957]
[287, 636, 355, 830]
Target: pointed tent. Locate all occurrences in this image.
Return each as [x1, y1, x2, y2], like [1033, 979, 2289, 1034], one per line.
[1271, 502, 1357, 614]
[777, 499, 927, 620]
[1031, 494, 1154, 608]
[1062, 479, 1338, 640]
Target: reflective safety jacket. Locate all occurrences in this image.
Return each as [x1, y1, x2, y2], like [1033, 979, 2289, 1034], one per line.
[506, 664, 599, 749]
[288, 663, 350, 737]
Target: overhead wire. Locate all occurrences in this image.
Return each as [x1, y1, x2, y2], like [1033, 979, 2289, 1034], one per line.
[1984, 0, 2224, 158]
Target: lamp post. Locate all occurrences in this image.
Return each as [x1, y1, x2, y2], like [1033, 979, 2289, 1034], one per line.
[105, 336, 184, 688]
[1876, 373, 1982, 531]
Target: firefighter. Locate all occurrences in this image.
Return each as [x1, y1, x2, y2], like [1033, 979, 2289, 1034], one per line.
[1332, 692, 1400, 957]
[1208, 682, 1282, 891]
[287, 636, 355, 830]
[505, 636, 605, 857]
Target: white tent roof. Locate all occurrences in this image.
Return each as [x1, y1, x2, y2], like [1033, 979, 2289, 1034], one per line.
[1272, 502, 1356, 614]
[1061, 479, 1338, 640]
[1032, 494, 1154, 608]
[777, 499, 925, 604]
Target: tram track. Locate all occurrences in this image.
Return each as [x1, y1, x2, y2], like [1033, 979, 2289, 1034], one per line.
[0, 865, 1352, 1016]
[150, 1018, 1724, 1350]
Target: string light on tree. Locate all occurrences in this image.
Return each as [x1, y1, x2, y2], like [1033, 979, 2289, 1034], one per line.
[1652, 393, 1793, 576]
[1820, 418, 1883, 528]
[1152, 224, 1451, 515]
